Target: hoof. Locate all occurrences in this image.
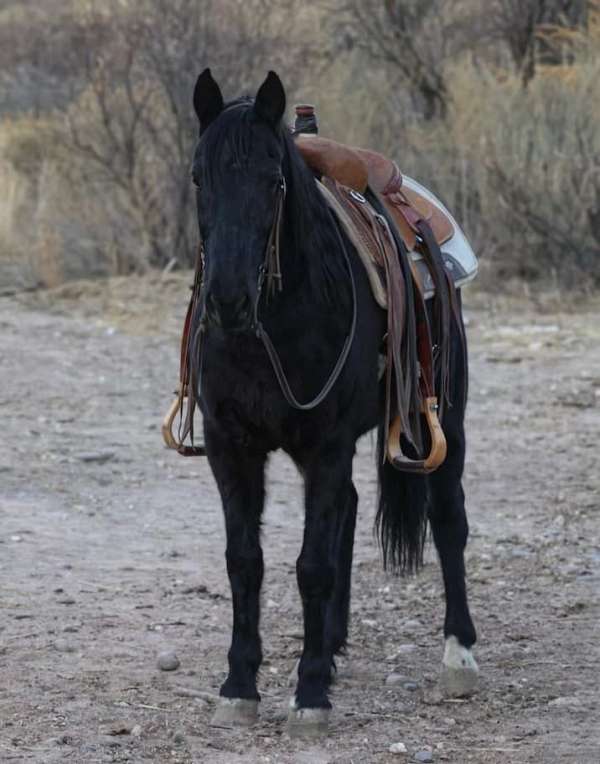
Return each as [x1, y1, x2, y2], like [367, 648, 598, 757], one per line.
[210, 698, 259, 727]
[440, 636, 479, 698]
[286, 699, 330, 737]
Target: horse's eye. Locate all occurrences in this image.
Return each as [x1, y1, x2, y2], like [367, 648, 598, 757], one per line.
[191, 172, 201, 188]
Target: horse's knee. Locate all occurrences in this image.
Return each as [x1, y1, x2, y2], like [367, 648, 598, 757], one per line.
[429, 493, 468, 525]
[225, 544, 263, 579]
[430, 505, 469, 549]
[429, 478, 469, 547]
[296, 557, 334, 599]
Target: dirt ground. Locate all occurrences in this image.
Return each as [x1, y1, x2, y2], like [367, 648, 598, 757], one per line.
[1, 273, 599, 763]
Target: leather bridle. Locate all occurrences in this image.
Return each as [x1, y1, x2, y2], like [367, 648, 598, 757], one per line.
[252, 174, 358, 410]
[164, 168, 360, 457]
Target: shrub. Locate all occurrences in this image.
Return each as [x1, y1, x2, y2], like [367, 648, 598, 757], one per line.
[1, 0, 599, 290]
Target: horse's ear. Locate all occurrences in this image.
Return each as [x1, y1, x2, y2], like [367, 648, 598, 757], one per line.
[193, 68, 224, 131]
[254, 71, 286, 127]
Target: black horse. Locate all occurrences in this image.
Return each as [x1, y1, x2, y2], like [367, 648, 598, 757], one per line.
[189, 69, 478, 732]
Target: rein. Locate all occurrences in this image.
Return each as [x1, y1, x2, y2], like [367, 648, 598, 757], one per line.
[252, 176, 358, 410]
[163, 169, 359, 456]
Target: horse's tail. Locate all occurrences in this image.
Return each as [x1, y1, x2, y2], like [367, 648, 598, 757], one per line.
[375, 423, 429, 574]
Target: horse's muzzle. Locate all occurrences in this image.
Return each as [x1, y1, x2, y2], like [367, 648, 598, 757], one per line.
[205, 291, 252, 332]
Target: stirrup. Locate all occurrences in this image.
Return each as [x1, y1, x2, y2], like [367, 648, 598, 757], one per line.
[161, 386, 206, 457]
[386, 396, 447, 474]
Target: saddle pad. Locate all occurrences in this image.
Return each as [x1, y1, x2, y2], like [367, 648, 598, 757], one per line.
[317, 177, 478, 306]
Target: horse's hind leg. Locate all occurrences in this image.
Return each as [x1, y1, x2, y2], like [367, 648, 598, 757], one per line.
[288, 439, 355, 734]
[204, 425, 266, 726]
[428, 385, 478, 697]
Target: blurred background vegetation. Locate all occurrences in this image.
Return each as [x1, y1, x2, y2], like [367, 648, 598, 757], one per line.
[1, 0, 599, 291]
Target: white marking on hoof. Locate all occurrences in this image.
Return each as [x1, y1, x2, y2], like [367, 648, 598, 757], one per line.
[286, 698, 330, 737]
[288, 658, 300, 687]
[210, 697, 259, 727]
[441, 636, 479, 698]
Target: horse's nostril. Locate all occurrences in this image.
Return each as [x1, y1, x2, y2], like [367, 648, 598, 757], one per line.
[206, 291, 251, 329]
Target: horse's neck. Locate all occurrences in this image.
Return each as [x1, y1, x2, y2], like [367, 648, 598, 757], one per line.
[280, 184, 343, 301]
[274, 204, 351, 336]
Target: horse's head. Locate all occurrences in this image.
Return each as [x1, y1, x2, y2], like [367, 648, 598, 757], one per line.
[192, 68, 287, 332]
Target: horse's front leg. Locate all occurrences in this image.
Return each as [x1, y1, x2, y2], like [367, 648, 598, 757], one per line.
[204, 423, 266, 726]
[289, 437, 355, 734]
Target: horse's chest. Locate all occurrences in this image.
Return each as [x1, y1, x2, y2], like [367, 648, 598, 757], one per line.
[201, 352, 285, 441]
[200, 346, 336, 451]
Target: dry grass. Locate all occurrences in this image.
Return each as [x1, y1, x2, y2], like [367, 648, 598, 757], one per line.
[1, 0, 599, 291]
[317, 43, 600, 289]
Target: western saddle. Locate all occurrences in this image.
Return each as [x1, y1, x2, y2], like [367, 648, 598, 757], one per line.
[163, 106, 462, 474]
[295, 134, 454, 249]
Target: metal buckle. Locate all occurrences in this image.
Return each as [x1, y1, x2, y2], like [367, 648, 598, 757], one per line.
[349, 190, 366, 204]
[257, 263, 266, 293]
[374, 213, 389, 232]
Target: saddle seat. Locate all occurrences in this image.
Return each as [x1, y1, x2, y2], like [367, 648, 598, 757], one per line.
[295, 134, 454, 249]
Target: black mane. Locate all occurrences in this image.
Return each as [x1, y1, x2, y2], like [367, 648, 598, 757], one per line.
[198, 98, 350, 305]
[279, 124, 350, 304]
